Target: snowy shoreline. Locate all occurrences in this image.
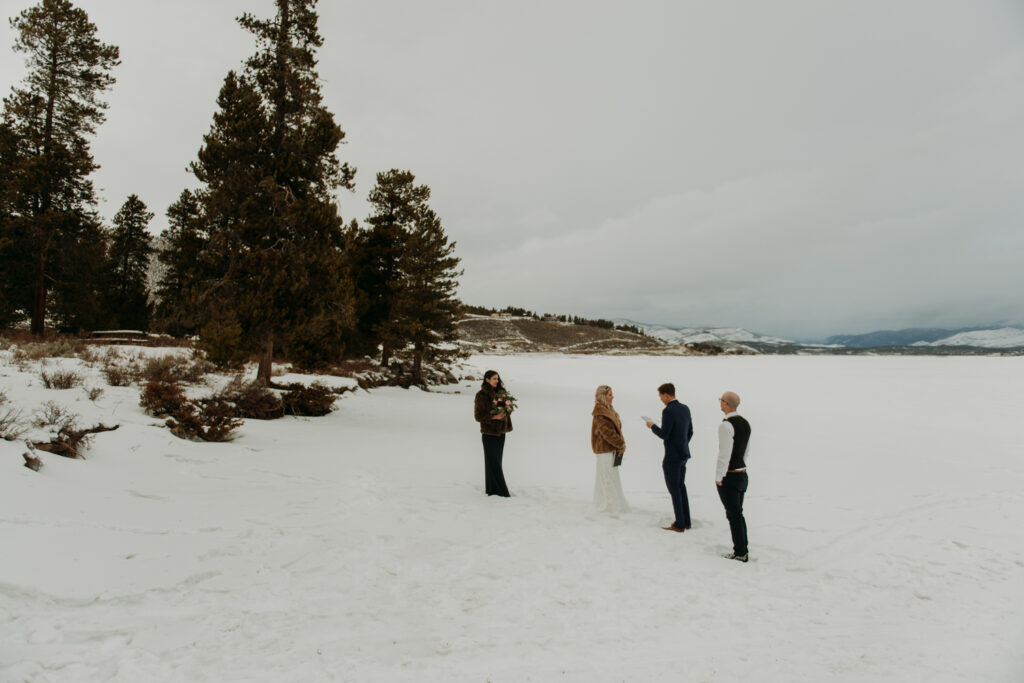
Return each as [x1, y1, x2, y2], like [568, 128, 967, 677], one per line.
[2, 352, 1023, 681]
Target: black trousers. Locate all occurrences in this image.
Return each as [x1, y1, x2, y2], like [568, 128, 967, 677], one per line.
[662, 455, 691, 528]
[717, 471, 748, 555]
[482, 434, 510, 497]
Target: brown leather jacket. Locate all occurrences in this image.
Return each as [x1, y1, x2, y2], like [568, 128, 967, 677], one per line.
[591, 402, 625, 454]
[475, 387, 513, 436]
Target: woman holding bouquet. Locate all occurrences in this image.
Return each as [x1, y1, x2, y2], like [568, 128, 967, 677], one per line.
[474, 370, 514, 497]
[591, 385, 630, 515]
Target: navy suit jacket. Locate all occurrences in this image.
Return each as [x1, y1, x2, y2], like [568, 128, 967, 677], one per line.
[651, 399, 693, 460]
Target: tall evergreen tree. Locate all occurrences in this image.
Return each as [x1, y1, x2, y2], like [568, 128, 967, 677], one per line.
[0, 0, 119, 335]
[45, 212, 106, 332]
[154, 189, 207, 336]
[395, 198, 463, 383]
[359, 169, 462, 381]
[358, 169, 426, 365]
[104, 194, 153, 330]
[190, 0, 355, 379]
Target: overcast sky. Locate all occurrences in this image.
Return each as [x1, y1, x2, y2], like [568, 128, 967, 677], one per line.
[2, 0, 1022, 340]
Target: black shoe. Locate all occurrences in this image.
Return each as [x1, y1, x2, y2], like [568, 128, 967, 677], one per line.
[723, 552, 748, 562]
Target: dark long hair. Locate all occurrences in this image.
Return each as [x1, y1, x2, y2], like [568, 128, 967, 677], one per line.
[481, 369, 505, 392]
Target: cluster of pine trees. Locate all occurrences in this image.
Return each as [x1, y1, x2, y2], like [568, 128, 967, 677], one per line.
[0, 0, 462, 383]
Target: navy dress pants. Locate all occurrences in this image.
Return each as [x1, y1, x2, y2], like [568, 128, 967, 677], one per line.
[482, 434, 510, 497]
[717, 471, 748, 555]
[662, 455, 691, 528]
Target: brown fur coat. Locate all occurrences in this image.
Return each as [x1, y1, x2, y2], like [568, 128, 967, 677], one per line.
[591, 402, 625, 454]
[475, 387, 513, 436]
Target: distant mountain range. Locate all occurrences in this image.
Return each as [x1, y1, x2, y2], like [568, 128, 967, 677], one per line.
[456, 313, 1024, 355]
[825, 326, 1024, 349]
[631, 322, 1024, 351]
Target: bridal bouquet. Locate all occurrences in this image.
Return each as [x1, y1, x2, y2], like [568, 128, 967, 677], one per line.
[491, 390, 517, 416]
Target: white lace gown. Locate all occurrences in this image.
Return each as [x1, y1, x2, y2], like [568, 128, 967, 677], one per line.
[592, 451, 630, 515]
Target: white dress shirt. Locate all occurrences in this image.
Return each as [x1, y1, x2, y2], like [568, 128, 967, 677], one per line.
[716, 412, 750, 483]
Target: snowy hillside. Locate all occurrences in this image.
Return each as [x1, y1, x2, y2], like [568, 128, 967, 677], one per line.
[912, 327, 1024, 348]
[456, 315, 655, 353]
[634, 323, 794, 347]
[2, 349, 1023, 681]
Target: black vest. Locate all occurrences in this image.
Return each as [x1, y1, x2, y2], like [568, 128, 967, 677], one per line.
[724, 415, 751, 470]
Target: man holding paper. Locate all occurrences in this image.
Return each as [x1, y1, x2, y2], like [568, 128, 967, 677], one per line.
[645, 383, 694, 533]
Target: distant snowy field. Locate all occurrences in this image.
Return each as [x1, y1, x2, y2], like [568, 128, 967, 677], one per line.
[2, 351, 1023, 682]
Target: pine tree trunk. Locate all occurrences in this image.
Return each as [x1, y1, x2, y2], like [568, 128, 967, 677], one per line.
[32, 48, 58, 339]
[32, 255, 47, 337]
[381, 341, 391, 367]
[256, 334, 273, 384]
[412, 347, 423, 385]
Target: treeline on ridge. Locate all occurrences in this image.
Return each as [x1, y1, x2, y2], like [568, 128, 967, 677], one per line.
[461, 305, 646, 336]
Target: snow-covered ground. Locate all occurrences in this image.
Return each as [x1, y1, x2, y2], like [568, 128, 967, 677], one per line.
[2, 351, 1023, 682]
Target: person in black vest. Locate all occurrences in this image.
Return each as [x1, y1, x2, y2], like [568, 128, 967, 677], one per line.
[646, 383, 693, 532]
[716, 391, 750, 561]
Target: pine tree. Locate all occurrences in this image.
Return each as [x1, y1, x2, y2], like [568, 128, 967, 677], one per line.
[0, 0, 119, 335]
[190, 0, 354, 379]
[154, 189, 207, 336]
[358, 169, 462, 382]
[104, 194, 153, 330]
[359, 169, 427, 365]
[42, 212, 105, 332]
[395, 200, 463, 384]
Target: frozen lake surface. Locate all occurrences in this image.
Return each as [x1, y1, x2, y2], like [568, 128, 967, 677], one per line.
[2, 352, 1022, 681]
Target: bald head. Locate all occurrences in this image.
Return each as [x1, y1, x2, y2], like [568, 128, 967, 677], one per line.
[720, 391, 740, 412]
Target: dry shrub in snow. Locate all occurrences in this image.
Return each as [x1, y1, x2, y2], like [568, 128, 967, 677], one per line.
[182, 357, 216, 383]
[136, 355, 179, 384]
[165, 397, 242, 442]
[217, 378, 284, 420]
[0, 392, 27, 441]
[137, 355, 212, 384]
[40, 368, 83, 389]
[0, 407, 26, 441]
[139, 380, 188, 418]
[11, 348, 31, 372]
[85, 386, 104, 401]
[76, 346, 102, 365]
[282, 382, 337, 417]
[32, 401, 77, 430]
[101, 357, 135, 386]
[20, 338, 87, 360]
[139, 378, 243, 442]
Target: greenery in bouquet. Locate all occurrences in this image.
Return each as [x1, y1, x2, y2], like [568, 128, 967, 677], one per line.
[491, 390, 517, 416]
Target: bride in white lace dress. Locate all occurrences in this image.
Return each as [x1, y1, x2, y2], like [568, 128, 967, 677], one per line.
[590, 385, 630, 515]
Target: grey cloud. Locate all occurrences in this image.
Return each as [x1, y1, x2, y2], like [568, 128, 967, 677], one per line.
[1, 0, 1021, 337]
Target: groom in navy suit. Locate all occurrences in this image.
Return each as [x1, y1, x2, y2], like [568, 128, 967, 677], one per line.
[646, 383, 694, 532]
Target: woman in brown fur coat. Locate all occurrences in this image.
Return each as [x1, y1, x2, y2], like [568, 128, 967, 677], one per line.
[474, 370, 513, 496]
[591, 385, 630, 515]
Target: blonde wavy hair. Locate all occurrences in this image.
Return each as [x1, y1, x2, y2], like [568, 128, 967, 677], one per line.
[594, 385, 621, 421]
